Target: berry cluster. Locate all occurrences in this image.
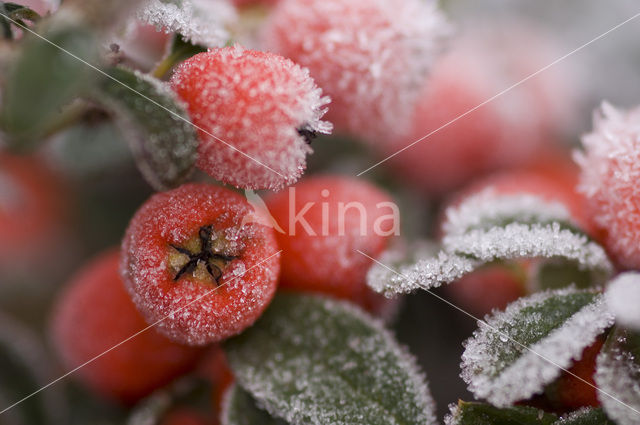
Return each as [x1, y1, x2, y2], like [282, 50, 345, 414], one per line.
[3, 0, 640, 423]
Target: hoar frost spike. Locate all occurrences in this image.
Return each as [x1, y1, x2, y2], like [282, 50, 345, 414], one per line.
[262, 0, 449, 144]
[170, 46, 332, 190]
[576, 102, 640, 269]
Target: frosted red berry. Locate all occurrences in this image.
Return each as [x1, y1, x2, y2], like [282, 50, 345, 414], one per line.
[170, 46, 332, 191]
[51, 249, 203, 404]
[265, 175, 396, 309]
[385, 24, 576, 196]
[576, 102, 640, 269]
[262, 0, 449, 144]
[121, 183, 280, 345]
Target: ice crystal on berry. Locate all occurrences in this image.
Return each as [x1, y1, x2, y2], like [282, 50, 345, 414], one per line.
[138, 0, 236, 47]
[576, 102, 640, 269]
[461, 288, 614, 407]
[171, 46, 332, 190]
[262, 0, 450, 144]
[605, 272, 640, 331]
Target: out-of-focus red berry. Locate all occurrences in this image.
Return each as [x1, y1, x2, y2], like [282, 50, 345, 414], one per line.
[0, 153, 68, 271]
[121, 183, 280, 346]
[385, 25, 575, 197]
[197, 346, 234, 415]
[549, 337, 604, 410]
[51, 250, 203, 405]
[446, 265, 526, 318]
[576, 103, 640, 269]
[265, 175, 396, 311]
[262, 0, 449, 144]
[161, 408, 211, 425]
[170, 46, 332, 190]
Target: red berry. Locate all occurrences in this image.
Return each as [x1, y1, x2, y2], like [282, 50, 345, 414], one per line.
[576, 102, 640, 269]
[197, 347, 234, 416]
[265, 175, 397, 309]
[262, 0, 449, 144]
[548, 337, 604, 410]
[0, 153, 68, 272]
[385, 24, 575, 197]
[121, 183, 280, 345]
[51, 250, 203, 404]
[446, 264, 526, 318]
[170, 46, 332, 191]
[161, 409, 211, 425]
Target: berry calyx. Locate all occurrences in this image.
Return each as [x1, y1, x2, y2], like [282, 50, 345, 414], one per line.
[170, 46, 332, 191]
[51, 249, 203, 404]
[121, 183, 280, 345]
[265, 175, 396, 310]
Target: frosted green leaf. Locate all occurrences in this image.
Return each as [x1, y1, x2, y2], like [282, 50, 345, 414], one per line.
[224, 293, 437, 425]
[368, 194, 612, 297]
[222, 384, 288, 425]
[444, 401, 558, 425]
[595, 326, 640, 425]
[461, 288, 614, 407]
[96, 67, 198, 191]
[552, 407, 615, 425]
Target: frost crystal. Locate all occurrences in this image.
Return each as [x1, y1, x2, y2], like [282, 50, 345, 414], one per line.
[595, 327, 640, 425]
[367, 193, 612, 296]
[263, 0, 450, 143]
[606, 273, 640, 331]
[576, 102, 640, 269]
[443, 191, 574, 236]
[461, 288, 615, 407]
[138, 0, 236, 47]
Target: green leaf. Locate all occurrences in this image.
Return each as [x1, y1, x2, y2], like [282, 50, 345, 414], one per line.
[95, 67, 198, 191]
[461, 288, 614, 407]
[594, 326, 640, 425]
[152, 34, 206, 80]
[445, 401, 557, 425]
[224, 293, 437, 425]
[4, 2, 41, 22]
[127, 378, 210, 425]
[222, 384, 288, 425]
[552, 408, 616, 425]
[368, 194, 612, 297]
[0, 19, 97, 148]
[0, 311, 67, 425]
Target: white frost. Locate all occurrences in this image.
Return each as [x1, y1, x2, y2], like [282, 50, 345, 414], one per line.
[443, 191, 574, 237]
[595, 328, 640, 425]
[461, 288, 615, 407]
[138, 0, 236, 47]
[606, 272, 640, 331]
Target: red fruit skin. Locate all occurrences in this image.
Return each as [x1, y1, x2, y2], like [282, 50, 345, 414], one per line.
[0, 153, 68, 271]
[446, 265, 526, 318]
[121, 183, 280, 346]
[197, 347, 234, 416]
[51, 250, 203, 405]
[265, 176, 395, 310]
[161, 409, 211, 425]
[170, 46, 330, 190]
[549, 338, 604, 410]
[442, 153, 594, 237]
